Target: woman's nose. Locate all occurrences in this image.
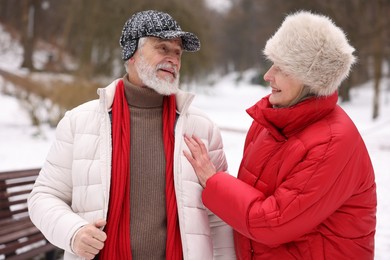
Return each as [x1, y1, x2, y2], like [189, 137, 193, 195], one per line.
[263, 68, 272, 82]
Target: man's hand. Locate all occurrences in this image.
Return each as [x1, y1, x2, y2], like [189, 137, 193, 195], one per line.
[183, 134, 217, 188]
[73, 219, 107, 259]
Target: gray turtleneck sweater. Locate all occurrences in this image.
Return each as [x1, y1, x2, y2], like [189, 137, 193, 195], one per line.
[123, 76, 166, 260]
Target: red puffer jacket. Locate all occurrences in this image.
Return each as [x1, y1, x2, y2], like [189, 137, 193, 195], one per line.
[202, 93, 376, 259]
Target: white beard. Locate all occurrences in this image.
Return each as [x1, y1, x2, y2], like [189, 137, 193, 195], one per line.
[135, 54, 180, 96]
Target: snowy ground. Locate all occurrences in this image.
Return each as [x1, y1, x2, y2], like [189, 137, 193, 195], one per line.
[1, 24, 389, 259]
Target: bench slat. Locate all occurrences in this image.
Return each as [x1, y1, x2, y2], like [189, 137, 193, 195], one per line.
[0, 196, 28, 206]
[0, 169, 61, 259]
[0, 187, 33, 198]
[0, 232, 46, 255]
[6, 243, 58, 260]
[0, 215, 30, 230]
[0, 226, 40, 244]
[0, 169, 41, 181]
[0, 209, 29, 220]
[0, 217, 34, 237]
[0, 179, 36, 190]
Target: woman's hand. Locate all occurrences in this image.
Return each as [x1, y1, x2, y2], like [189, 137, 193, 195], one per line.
[183, 134, 217, 188]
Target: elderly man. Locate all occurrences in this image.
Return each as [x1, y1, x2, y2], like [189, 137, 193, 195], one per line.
[28, 10, 236, 260]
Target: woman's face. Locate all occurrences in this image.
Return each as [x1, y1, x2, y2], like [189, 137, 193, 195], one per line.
[263, 65, 304, 107]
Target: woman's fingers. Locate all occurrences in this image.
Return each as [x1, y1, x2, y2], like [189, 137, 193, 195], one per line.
[184, 135, 199, 155]
[183, 134, 217, 188]
[184, 134, 206, 157]
[192, 135, 208, 154]
[183, 150, 195, 164]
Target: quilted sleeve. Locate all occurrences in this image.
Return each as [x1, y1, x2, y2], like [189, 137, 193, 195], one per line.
[202, 128, 374, 246]
[28, 111, 89, 253]
[206, 123, 236, 258]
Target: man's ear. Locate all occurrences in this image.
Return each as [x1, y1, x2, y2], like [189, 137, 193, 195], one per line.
[129, 55, 136, 64]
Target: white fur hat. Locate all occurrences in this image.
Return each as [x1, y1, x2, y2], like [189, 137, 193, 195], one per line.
[264, 11, 356, 96]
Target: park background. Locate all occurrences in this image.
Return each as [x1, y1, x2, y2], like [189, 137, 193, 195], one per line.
[1, 0, 389, 259]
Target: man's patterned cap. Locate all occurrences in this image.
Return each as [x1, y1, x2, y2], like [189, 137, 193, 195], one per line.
[120, 10, 201, 60]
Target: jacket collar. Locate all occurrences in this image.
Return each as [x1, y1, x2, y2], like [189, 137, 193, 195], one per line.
[97, 78, 195, 114]
[246, 92, 338, 141]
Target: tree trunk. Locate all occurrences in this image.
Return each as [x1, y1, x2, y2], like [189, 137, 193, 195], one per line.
[20, 0, 37, 70]
[372, 54, 382, 119]
[339, 77, 351, 102]
[57, 0, 78, 72]
[371, 0, 385, 120]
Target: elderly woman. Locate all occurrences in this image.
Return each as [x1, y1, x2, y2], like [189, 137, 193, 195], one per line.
[184, 11, 376, 260]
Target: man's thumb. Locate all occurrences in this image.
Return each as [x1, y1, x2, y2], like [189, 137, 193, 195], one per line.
[94, 219, 106, 228]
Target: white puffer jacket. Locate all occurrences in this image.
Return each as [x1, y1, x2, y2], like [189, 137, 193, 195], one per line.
[28, 79, 236, 260]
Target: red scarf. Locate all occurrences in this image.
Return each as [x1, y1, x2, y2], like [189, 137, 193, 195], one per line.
[100, 79, 182, 259]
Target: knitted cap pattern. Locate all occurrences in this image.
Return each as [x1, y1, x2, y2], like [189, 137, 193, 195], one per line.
[120, 10, 201, 60]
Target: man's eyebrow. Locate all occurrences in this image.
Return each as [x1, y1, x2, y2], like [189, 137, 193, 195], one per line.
[156, 38, 183, 47]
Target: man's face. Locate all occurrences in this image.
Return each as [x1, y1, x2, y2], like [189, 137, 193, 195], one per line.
[130, 37, 183, 95]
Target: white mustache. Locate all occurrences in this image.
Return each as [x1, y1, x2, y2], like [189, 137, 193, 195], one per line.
[156, 63, 178, 78]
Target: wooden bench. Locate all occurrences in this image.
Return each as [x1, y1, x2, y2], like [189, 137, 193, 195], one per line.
[0, 168, 62, 260]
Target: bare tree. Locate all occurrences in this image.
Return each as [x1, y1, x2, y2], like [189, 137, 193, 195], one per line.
[368, 0, 389, 119]
[20, 0, 40, 69]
